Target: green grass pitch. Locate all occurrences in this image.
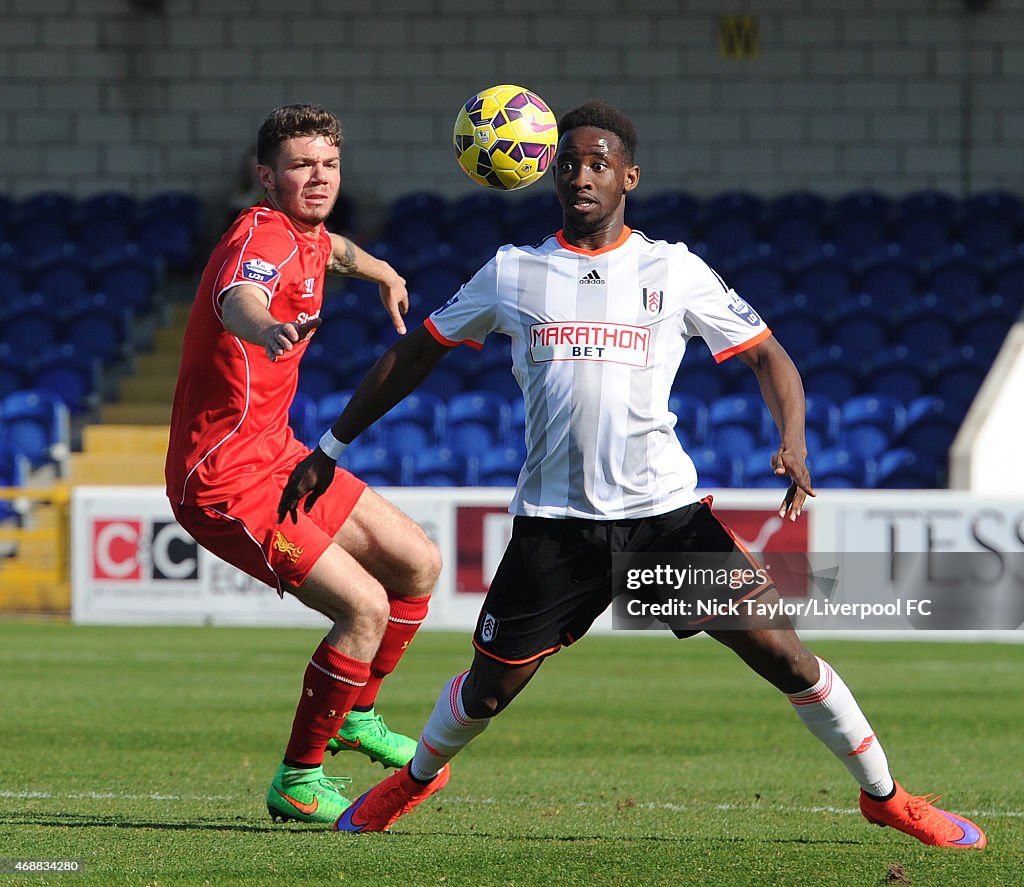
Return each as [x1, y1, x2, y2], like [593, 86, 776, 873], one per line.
[0, 622, 1021, 886]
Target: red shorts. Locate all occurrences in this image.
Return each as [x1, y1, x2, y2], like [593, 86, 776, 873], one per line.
[171, 461, 366, 594]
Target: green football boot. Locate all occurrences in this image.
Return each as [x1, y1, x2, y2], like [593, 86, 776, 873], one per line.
[326, 709, 417, 769]
[266, 762, 352, 825]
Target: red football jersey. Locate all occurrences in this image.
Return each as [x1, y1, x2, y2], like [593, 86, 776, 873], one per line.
[166, 202, 330, 506]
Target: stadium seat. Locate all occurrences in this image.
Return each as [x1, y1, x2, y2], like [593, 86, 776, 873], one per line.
[924, 249, 985, 306]
[708, 393, 766, 435]
[632, 190, 700, 243]
[791, 256, 854, 312]
[0, 444, 30, 520]
[311, 313, 375, 355]
[295, 346, 343, 402]
[728, 252, 790, 304]
[829, 190, 894, 261]
[377, 390, 446, 442]
[800, 346, 861, 401]
[699, 215, 759, 265]
[888, 298, 959, 360]
[1, 297, 60, 351]
[893, 190, 957, 258]
[92, 244, 161, 313]
[858, 251, 921, 311]
[380, 421, 437, 457]
[689, 447, 741, 487]
[741, 446, 788, 488]
[137, 191, 203, 268]
[0, 345, 26, 400]
[471, 365, 519, 401]
[875, 447, 941, 489]
[897, 395, 961, 459]
[506, 191, 561, 244]
[811, 447, 872, 488]
[829, 300, 890, 359]
[59, 295, 130, 364]
[989, 248, 1024, 308]
[674, 347, 730, 401]
[767, 300, 827, 352]
[343, 445, 408, 487]
[317, 390, 355, 427]
[929, 347, 988, 410]
[410, 446, 468, 486]
[12, 191, 76, 227]
[0, 256, 26, 300]
[29, 246, 93, 303]
[0, 388, 70, 468]
[959, 296, 1014, 353]
[30, 344, 101, 415]
[764, 191, 829, 260]
[477, 445, 524, 487]
[406, 256, 467, 303]
[839, 394, 906, 460]
[861, 346, 928, 403]
[447, 390, 511, 438]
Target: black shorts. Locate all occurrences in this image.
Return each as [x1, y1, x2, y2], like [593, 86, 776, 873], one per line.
[472, 497, 772, 665]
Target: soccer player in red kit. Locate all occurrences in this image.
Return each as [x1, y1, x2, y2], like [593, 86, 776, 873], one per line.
[165, 104, 440, 826]
[279, 101, 987, 848]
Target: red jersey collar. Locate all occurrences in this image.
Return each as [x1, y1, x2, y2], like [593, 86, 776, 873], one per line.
[556, 226, 632, 256]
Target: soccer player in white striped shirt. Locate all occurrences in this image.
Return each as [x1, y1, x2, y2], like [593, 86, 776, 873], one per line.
[278, 101, 985, 848]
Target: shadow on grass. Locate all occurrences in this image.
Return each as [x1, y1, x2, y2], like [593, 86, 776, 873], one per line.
[7, 812, 863, 846]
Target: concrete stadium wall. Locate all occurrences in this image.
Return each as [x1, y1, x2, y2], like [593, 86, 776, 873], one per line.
[1, 0, 1022, 230]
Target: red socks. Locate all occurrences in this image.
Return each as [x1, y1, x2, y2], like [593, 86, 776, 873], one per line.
[355, 594, 430, 709]
[284, 639, 371, 766]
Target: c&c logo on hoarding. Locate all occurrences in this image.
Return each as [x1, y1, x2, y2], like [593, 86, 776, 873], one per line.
[91, 518, 198, 582]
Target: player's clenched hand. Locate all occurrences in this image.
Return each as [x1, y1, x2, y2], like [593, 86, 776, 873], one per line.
[379, 274, 409, 336]
[771, 446, 816, 521]
[264, 316, 322, 361]
[277, 447, 337, 524]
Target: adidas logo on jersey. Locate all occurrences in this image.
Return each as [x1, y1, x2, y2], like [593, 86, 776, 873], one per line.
[579, 269, 605, 285]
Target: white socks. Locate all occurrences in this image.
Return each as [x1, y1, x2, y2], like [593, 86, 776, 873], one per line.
[410, 671, 491, 782]
[787, 657, 895, 798]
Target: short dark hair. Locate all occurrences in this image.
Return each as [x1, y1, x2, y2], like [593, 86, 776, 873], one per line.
[557, 100, 638, 164]
[256, 104, 343, 167]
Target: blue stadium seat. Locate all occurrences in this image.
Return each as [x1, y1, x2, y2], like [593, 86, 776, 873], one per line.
[92, 244, 161, 313]
[897, 395, 960, 459]
[477, 445, 524, 487]
[861, 346, 928, 403]
[631, 190, 700, 243]
[59, 294, 130, 364]
[29, 246, 93, 303]
[311, 313, 375, 355]
[891, 299, 958, 360]
[858, 252, 921, 311]
[875, 447, 941, 489]
[12, 191, 76, 227]
[689, 447, 741, 487]
[377, 390, 446, 442]
[811, 447, 872, 488]
[924, 250, 985, 306]
[791, 256, 854, 311]
[989, 248, 1024, 307]
[295, 346, 343, 402]
[708, 393, 766, 435]
[410, 446, 468, 486]
[30, 344, 101, 415]
[959, 296, 1014, 353]
[471, 365, 518, 401]
[741, 446, 788, 488]
[507, 191, 560, 244]
[0, 344, 27, 400]
[0, 388, 70, 468]
[0, 444, 30, 520]
[2, 297, 60, 351]
[839, 394, 906, 460]
[380, 421, 436, 457]
[675, 347, 730, 401]
[829, 301, 890, 359]
[800, 346, 861, 401]
[447, 390, 511, 438]
[764, 191, 829, 260]
[406, 257, 467, 303]
[728, 252, 790, 304]
[0, 258, 26, 299]
[699, 215, 759, 265]
[137, 191, 203, 268]
[767, 301, 827, 352]
[343, 445, 408, 487]
[894, 190, 957, 259]
[317, 390, 355, 427]
[447, 422, 499, 457]
[929, 347, 988, 410]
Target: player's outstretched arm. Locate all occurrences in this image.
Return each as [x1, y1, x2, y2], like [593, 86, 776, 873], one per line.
[327, 233, 409, 335]
[737, 335, 816, 520]
[277, 325, 452, 523]
[221, 285, 322, 362]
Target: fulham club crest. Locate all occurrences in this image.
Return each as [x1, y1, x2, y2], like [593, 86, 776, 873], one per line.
[642, 287, 663, 317]
[480, 611, 498, 643]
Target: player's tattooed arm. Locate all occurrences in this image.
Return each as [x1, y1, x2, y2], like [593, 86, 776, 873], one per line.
[326, 235, 359, 275]
[327, 233, 409, 334]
